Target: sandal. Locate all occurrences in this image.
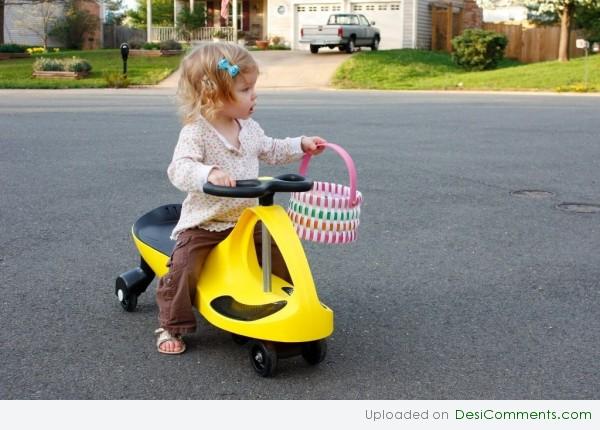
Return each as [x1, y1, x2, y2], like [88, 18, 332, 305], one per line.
[155, 328, 186, 355]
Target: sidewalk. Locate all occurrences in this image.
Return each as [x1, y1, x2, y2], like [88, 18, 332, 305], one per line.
[157, 49, 349, 90]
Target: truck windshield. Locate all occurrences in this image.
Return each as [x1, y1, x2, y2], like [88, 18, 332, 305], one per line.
[327, 15, 359, 25]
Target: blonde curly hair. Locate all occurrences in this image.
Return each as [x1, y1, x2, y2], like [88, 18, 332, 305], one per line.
[176, 42, 258, 124]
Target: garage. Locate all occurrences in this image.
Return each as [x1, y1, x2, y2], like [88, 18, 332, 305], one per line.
[351, 2, 404, 49]
[294, 3, 343, 50]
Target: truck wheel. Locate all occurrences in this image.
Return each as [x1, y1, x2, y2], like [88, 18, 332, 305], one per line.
[371, 36, 380, 51]
[310, 45, 319, 54]
[345, 37, 355, 54]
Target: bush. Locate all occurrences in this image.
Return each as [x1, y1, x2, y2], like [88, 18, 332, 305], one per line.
[159, 39, 182, 51]
[33, 57, 64, 71]
[33, 57, 92, 73]
[451, 29, 508, 71]
[0, 44, 27, 53]
[65, 57, 92, 73]
[127, 38, 145, 49]
[142, 42, 161, 50]
[103, 72, 130, 88]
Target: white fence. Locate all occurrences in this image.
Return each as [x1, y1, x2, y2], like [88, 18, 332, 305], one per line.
[152, 27, 235, 42]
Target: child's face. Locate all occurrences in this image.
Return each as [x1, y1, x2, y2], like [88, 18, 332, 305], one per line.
[220, 70, 258, 120]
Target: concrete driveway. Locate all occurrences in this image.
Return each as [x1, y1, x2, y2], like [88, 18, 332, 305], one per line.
[158, 49, 350, 89]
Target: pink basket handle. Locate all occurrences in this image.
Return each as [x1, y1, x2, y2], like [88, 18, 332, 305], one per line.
[299, 142, 359, 206]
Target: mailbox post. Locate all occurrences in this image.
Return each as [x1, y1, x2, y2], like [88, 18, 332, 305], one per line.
[120, 43, 129, 77]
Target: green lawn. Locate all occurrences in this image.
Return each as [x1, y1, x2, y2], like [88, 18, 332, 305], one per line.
[0, 49, 183, 89]
[332, 49, 600, 92]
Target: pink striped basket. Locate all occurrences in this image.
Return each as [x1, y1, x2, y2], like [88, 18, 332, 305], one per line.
[287, 142, 362, 244]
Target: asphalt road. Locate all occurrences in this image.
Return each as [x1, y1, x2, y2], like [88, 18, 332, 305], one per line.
[1, 89, 599, 399]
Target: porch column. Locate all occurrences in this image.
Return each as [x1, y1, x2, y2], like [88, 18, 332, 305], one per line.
[190, 0, 194, 11]
[233, 0, 238, 42]
[147, 0, 152, 42]
[174, 1, 177, 28]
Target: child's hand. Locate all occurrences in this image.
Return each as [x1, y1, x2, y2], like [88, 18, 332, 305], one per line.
[301, 136, 326, 155]
[208, 168, 236, 187]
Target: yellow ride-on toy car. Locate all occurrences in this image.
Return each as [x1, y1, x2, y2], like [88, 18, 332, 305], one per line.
[115, 174, 333, 376]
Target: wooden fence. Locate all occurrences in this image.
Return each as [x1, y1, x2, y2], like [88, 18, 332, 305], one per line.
[103, 25, 145, 49]
[483, 23, 584, 63]
[431, 3, 464, 52]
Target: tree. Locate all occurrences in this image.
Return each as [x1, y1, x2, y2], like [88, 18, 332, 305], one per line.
[177, 4, 206, 41]
[104, 0, 125, 25]
[49, 0, 99, 49]
[12, 0, 63, 48]
[127, 0, 174, 28]
[525, 0, 600, 61]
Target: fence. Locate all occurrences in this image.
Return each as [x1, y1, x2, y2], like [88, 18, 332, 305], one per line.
[483, 23, 584, 63]
[103, 25, 145, 49]
[152, 26, 235, 42]
[431, 3, 464, 52]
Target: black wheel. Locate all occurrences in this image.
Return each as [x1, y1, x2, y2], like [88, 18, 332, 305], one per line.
[310, 45, 319, 54]
[249, 341, 278, 377]
[232, 333, 249, 345]
[117, 285, 138, 312]
[345, 37, 355, 53]
[371, 36, 380, 51]
[301, 339, 327, 365]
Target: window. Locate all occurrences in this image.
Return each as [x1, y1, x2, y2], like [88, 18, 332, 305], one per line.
[359, 15, 370, 26]
[352, 5, 363, 11]
[320, 6, 329, 11]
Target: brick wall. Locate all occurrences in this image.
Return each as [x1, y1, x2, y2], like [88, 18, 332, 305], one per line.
[462, 0, 483, 29]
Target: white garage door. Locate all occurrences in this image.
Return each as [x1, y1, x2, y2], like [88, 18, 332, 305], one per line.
[351, 2, 403, 49]
[294, 3, 343, 50]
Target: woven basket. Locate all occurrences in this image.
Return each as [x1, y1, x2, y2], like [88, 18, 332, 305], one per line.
[287, 143, 362, 244]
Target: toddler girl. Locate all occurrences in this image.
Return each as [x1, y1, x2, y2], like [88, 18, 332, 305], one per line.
[155, 43, 325, 354]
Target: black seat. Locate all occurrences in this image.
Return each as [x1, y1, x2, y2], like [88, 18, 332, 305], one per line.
[132, 204, 181, 256]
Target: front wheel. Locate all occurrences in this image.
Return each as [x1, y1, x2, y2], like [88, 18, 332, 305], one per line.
[116, 285, 138, 312]
[310, 45, 319, 54]
[249, 340, 278, 377]
[371, 36, 380, 51]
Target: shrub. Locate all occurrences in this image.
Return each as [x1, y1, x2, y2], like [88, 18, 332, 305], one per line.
[142, 42, 161, 50]
[64, 57, 92, 73]
[451, 29, 508, 71]
[213, 29, 229, 39]
[103, 72, 130, 88]
[159, 39, 182, 51]
[0, 44, 27, 53]
[33, 57, 92, 73]
[33, 57, 64, 71]
[128, 38, 145, 49]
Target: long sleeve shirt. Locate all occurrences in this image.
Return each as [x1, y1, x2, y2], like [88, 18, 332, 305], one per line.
[167, 116, 304, 239]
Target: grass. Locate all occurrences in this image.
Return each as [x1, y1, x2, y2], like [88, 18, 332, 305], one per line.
[332, 49, 600, 92]
[0, 49, 183, 89]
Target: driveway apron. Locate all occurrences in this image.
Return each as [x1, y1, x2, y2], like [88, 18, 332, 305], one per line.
[157, 49, 349, 89]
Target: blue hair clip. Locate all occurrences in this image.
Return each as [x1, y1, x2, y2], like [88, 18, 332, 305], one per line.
[217, 57, 240, 78]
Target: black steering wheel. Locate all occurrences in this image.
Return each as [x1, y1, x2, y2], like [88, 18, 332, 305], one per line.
[203, 174, 313, 205]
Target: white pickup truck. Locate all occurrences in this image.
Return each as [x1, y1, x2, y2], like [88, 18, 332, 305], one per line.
[300, 13, 381, 54]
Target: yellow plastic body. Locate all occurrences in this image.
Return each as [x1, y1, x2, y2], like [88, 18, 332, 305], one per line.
[133, 205, 333, 343]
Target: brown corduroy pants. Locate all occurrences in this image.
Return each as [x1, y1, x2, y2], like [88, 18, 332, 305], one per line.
[156, 224, 290, 334]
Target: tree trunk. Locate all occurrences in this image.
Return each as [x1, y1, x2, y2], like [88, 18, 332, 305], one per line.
[0, 1, 5, 45]
[558, 3, 574, 62]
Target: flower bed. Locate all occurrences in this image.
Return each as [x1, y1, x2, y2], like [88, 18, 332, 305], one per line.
[32, 57, 92, 80]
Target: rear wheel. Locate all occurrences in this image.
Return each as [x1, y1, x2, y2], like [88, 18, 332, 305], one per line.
[344, 37, 355, 54]
[310, 45, 319, 54]
[302, 339, 327, 365]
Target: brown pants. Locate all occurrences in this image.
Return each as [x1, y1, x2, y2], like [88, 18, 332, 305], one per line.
[156, 224, 290, 334]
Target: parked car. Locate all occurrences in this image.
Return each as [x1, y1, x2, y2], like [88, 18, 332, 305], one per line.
[300, 13, 381, 54]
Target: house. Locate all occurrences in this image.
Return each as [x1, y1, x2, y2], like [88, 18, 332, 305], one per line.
[3, 0, 103, 49]
[154, 0, 436, 50]
[479, 0, 527, 23]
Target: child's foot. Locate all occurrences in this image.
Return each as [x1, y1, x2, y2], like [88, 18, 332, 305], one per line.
[154, 328, 186, 355]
